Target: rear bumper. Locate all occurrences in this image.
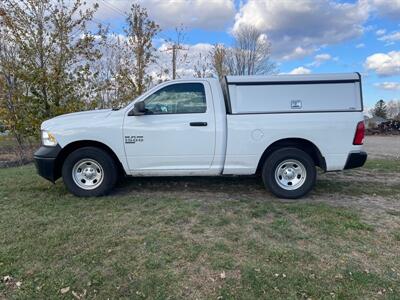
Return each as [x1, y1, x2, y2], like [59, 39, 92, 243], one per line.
[344, 151, 367, 170]
[34, 145, 62, 182]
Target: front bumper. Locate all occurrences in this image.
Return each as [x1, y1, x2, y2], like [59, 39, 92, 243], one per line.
[344, 151, 367, 170]
[34, 145, 62, 182]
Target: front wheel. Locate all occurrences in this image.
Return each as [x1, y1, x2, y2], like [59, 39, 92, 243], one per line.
[62, 147, 118, 197]
[262, 148, 316, 199]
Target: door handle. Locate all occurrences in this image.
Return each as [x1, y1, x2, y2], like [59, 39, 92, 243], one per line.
[190, 122, 207, 126]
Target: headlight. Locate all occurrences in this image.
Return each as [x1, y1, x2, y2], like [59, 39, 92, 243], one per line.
[42, 130, 58, 147]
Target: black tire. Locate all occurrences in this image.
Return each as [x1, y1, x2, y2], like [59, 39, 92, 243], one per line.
[62, 147, 118, 197]
[262, 147, 316, 199]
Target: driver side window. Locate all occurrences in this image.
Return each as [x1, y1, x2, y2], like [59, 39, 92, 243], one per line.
[144, 83, 206, 114]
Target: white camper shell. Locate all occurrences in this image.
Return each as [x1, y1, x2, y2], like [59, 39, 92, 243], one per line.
[224, 73, 363, 114]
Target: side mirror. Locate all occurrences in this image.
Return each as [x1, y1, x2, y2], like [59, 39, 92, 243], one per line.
[129, 101, 146, 116]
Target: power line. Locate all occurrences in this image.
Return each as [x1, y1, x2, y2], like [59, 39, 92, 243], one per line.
[100, 0, 128, 18]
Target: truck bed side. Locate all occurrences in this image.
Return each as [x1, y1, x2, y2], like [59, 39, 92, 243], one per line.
[223, 111, 364, 174]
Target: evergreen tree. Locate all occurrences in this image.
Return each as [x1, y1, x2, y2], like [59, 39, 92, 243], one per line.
[373, 99, 388, 119]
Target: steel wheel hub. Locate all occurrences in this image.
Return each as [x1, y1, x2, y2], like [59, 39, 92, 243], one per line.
[72, 159, 104, 190]
[275, 159, 307, 191]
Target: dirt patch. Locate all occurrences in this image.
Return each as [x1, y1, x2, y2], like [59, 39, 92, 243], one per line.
[364, 136, 400, 160]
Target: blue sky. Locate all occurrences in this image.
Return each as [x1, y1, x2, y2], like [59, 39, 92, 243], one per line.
[91, 0, 399, 108]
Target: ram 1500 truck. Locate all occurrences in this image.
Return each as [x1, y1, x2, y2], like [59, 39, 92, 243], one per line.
[34, 73, 367, 199]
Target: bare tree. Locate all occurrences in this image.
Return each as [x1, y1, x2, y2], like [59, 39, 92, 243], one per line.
[210, 44, 229, 80]
[125, 4, 160, 97]
[193, 53, 212, 78]
[230, 25, 276, 75]
[387, 100, 400, 119]
[90, 33, 138, 108]
[210, 25, 276, 78]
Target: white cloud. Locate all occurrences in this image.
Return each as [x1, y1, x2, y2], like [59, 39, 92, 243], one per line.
[365, 51, 400, 76]
[233, 0, 369, 60]
[89, 0, 235, 30]
[370, 0, 400, 20]
[356, 43, 365, 48]
[288, 67, 312, 75]
[374, 82, 400, 90]
[315, 54, 331, 61]
[375, 29, 386, 36]
[378, 31, 400, 44]
[281, 47, 314, 61]
[308, 53, 332, 67]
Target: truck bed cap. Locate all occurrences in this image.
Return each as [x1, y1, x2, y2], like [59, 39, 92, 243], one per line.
[226, 72, 360, 84]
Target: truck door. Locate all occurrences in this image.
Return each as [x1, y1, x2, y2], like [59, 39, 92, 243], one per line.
[123, 81, 216, 173]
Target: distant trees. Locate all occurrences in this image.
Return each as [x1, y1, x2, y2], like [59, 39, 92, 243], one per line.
[193, 53, 213, 78]
[370, 99, 400, 121]
[386, 100, 400, 120]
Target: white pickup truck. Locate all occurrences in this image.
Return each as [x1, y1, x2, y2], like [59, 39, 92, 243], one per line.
[34, 73, 367, 199]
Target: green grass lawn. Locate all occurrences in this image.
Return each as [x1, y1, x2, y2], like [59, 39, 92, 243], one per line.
[0, 161, 399, 299]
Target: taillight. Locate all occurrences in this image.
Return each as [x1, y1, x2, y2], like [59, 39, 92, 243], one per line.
[353, 121, 365, 145]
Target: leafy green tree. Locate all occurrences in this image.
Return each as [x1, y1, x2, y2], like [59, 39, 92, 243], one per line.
[0, 24, 32, 160]
[0, 0, 100, 134]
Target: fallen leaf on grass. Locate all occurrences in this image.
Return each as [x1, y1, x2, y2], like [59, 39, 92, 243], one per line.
[135, 290, 145, 297]
[72, 289, 86, 299]
[60, 287, 70, 294]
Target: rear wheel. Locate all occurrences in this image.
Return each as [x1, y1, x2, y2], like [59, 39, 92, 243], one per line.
[62, 147, 118, 197]
[262, 147, 316, 199]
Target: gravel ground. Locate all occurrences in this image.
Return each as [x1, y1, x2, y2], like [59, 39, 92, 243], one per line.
[364, 135, 400, 159]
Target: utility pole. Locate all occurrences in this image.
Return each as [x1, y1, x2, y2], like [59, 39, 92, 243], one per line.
[162, 43, 187, 79]
[161, 25, 188, 79]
